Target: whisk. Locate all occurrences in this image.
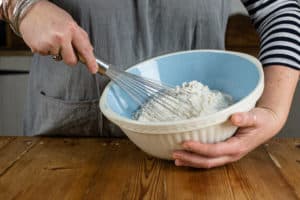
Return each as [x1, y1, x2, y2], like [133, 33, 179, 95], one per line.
[81, 57, 199, 121]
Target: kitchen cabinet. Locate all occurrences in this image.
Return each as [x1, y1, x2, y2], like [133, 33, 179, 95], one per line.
[0, 56, 31, 136]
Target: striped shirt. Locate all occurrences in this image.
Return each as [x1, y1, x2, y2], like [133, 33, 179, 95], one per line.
[242, 0, 300, 70]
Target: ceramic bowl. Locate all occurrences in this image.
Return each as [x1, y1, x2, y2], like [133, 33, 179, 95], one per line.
[100, 50, 264, 159]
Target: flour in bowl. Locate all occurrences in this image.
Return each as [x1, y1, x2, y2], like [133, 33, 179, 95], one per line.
[134, 80, 233, 122]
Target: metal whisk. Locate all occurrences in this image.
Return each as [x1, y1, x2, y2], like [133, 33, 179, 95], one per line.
[83, 57, 199, 121]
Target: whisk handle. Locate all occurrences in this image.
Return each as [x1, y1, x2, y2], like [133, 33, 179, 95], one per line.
[95, 58, 110, 75]
[78, 54, 110, 75]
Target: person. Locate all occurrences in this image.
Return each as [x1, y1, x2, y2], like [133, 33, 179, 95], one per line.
[0, 0, 299, 168]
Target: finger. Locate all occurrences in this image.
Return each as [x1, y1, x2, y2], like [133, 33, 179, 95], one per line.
[48, 46, 61, 56]
[29, 37, 58, 56]
[60, 42, 78, 66]
[230, 111, 257, 128]
[181, 137, 241, 158]
[38, 50, 49, 56]
[72, 28, 98, 73]
[173, 151, 233, 169]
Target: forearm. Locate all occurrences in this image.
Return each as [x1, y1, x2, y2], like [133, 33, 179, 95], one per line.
[257, 65, 299, 129]
[241, 0, 300, 130]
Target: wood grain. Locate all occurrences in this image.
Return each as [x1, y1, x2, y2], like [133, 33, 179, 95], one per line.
[0, 137, 299, 200]
[0, 137, 39, 175]
[0, 137, 15, 150]
[225, 14, 260, 57]
[163, 145, 298, 200]
[0, 50, 32, 56]
[0, 138, 105, 200]
[265, 138, 300, 198]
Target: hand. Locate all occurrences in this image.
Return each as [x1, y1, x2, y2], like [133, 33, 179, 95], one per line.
[19, 1, 98, 73]
[172, 107, 283, 168]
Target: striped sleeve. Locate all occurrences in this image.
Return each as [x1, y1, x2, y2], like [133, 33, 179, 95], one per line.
[241, 0, 300, 70]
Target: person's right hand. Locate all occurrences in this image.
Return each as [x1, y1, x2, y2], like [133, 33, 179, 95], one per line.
[19, 1, 98, 73]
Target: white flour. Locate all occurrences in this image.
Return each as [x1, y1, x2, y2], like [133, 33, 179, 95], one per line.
[134, 81, 233, 122]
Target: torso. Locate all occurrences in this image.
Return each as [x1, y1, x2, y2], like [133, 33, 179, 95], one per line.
[24, 0, 230, 136]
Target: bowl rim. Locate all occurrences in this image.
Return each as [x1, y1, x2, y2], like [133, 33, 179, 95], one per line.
[99, 49, 264, 132]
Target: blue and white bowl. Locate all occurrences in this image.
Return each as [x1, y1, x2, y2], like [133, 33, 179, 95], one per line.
[100, 50, 264, 159]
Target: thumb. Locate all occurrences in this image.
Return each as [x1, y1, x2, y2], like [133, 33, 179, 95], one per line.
[230, 111, 257, 127]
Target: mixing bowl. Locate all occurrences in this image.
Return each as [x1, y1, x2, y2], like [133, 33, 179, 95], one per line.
[100, 50, 264, 159]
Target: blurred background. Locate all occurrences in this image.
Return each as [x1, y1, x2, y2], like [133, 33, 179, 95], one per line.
[0, 1, 299, 136]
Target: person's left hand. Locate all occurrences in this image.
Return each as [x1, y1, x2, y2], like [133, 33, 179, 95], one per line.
[172, 107, 284, 168]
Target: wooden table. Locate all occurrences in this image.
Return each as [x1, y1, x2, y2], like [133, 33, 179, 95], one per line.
[0, 137, 299, 200]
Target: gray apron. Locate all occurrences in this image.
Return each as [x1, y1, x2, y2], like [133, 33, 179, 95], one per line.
[23, 0, 230, 136]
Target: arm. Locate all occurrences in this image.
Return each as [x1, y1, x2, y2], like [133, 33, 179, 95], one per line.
[172, 0, 300, 168]
[241, 0, 300, 129]
[0, 0, 98, 73]
[258, 66, 299, 128]
[245, 0, 300, 123]
[235, 0, 300, 125]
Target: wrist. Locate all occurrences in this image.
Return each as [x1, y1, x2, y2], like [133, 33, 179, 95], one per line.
[0, 1, 3, 19]
[250, 106, 287, 140]
[256, 65, 299, 130]
[13, 0, 46, 36]
[1, 0, 46, 36]
[1, 0, 17, 21]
